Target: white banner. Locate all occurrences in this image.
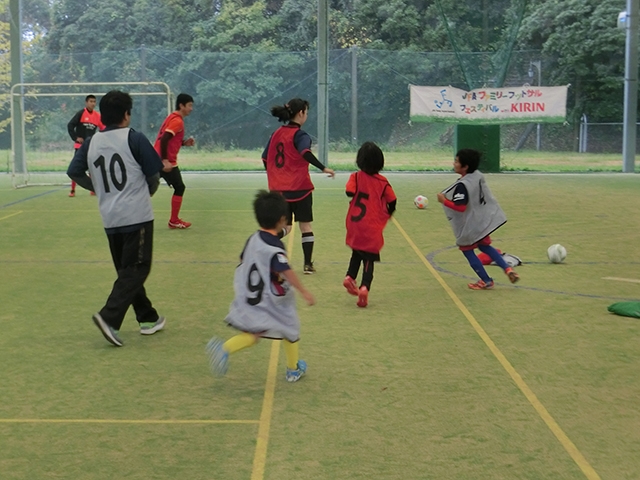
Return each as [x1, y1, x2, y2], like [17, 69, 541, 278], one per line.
[410, 85, 568, 124]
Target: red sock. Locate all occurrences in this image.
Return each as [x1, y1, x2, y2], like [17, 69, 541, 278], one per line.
[170, 195, 183, 222]
[71, 180, 76, 191]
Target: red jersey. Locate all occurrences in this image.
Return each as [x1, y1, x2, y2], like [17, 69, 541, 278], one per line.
[154, 112, 185, 164]
[71, 109, 104, 149]
[345, 171, 396, 254]
[265, 125, 314, 192]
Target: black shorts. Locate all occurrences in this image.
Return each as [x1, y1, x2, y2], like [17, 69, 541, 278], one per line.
[352, 249, 381, 263]
[286, 193, 313, 224]
[160, 166, 186, 196]
[160, 166, 184, 187]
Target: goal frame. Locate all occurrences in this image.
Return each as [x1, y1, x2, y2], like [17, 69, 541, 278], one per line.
[10, 81, 172, 188]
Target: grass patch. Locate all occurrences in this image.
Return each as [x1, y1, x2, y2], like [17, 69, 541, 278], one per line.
[1, 173, 640, 478]
[5, 148, 640, 174]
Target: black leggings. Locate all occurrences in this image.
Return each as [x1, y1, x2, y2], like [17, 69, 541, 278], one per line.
[160, 166, 186, 196]
[346, 250, 378, 290]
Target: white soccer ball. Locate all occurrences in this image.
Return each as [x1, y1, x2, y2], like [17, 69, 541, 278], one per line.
[414, 195, 428, 209]
[547, 244, 567, 264]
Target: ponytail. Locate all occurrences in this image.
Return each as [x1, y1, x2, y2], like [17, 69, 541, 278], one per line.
[270, 98, 309, 123]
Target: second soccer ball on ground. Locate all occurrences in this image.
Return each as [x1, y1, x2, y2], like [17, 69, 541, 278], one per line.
[414, 195, 428, 209]
[547, 243, 567, 264]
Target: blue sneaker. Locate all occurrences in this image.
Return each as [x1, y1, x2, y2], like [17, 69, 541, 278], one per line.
[140, 316, 166, 335]
[205, 338, 229, 376]
[92, 313, 123, 347]
[286, 360, 307, 383]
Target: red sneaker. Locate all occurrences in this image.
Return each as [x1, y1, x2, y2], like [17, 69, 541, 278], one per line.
[357, 286, 369, 307]
[343, 276, 358, 296]
[505, 267, 520, 284]
[468, 279, 494, 290]
[68, 191, 75, 197]
[168, 219, 192, 229]
[90, 191, 96, 196]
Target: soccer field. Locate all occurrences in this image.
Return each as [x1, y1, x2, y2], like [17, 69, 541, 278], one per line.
[1, 172, 639, 479]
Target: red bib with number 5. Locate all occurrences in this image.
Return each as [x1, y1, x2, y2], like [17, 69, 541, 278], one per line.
[345, 171, 396, 254]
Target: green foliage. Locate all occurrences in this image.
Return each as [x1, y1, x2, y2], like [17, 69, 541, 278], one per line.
[0, 0, 10, 134]
[192, 0, 280, 52]
[517, 0, 628, 122]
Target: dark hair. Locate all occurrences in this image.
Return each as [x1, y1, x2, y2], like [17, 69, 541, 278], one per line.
[176, 93, 194, 110]
[99, 90, 132, 126]
[254, 190, 288, 229]
[356, 141, 384, 175]
[85, 94, 96, 102]
[270, 98, 309, 123]
[455, 148, 481, 173]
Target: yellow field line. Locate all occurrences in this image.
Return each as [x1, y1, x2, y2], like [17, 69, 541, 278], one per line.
[392, 217, 601, 480]
[0, 419, 258, 425]
[251, 223, 295, 479]
[251, 340, 281, 479]
[602, 276, 640, 284]
[0, 211, 23, 221]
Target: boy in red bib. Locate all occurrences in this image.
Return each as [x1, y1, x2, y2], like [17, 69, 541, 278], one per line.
[343, 142, 397, 307]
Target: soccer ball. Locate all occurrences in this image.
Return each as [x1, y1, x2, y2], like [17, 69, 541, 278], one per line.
[414, 195, 428, 209]
[547, 244, 567, 264]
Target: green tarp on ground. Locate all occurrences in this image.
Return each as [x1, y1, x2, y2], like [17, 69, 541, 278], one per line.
[607, 302, 640, 318]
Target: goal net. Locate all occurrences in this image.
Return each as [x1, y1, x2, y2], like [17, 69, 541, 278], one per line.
[11, 82, 172, 188]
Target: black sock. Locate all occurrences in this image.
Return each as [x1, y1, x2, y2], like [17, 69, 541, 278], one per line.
[302, 232, 314, 265]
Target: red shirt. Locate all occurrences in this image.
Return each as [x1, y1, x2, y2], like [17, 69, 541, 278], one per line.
[345, 171, 396, 254]
[154, 112, 185, 164]
[265, 125, 314, 192]
[73, 109, 104, 149]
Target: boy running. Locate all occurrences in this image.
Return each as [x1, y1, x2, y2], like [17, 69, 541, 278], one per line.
[154, 93, 195, 229]
[436, 149, 520, 289]
[206, 190, 315, 382]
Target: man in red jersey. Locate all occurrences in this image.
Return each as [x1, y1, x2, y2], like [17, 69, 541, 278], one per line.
[343, 142, 396, 307]
[67, 95, 104, 197]
[262, 98, 335, 274]
[154, 93, 195, 229]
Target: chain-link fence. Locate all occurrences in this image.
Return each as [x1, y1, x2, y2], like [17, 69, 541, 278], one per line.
[4, 47, 639, 174]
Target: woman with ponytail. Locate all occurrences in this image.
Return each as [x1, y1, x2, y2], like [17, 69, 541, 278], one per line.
[262, 98, 335, 274]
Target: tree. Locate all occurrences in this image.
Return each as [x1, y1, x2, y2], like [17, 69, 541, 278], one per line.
[518, 0, 627, 122]
[191, 0, 280, 52]
[23, 0, 51, 37]
[45, 0, 212, 54]
[0, 0, 10, 136]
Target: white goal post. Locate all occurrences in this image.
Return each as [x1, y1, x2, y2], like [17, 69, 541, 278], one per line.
[11, 81, 172, 188]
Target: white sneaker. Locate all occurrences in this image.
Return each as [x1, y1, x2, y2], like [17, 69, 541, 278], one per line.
[140, 316, 166, 335]
[92, 313, 123, 347]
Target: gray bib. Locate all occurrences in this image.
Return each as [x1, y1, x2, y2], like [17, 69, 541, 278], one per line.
[87, 128, 154, 229]
[442, 170, 506, 246]
[225, 232, 300, 342]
